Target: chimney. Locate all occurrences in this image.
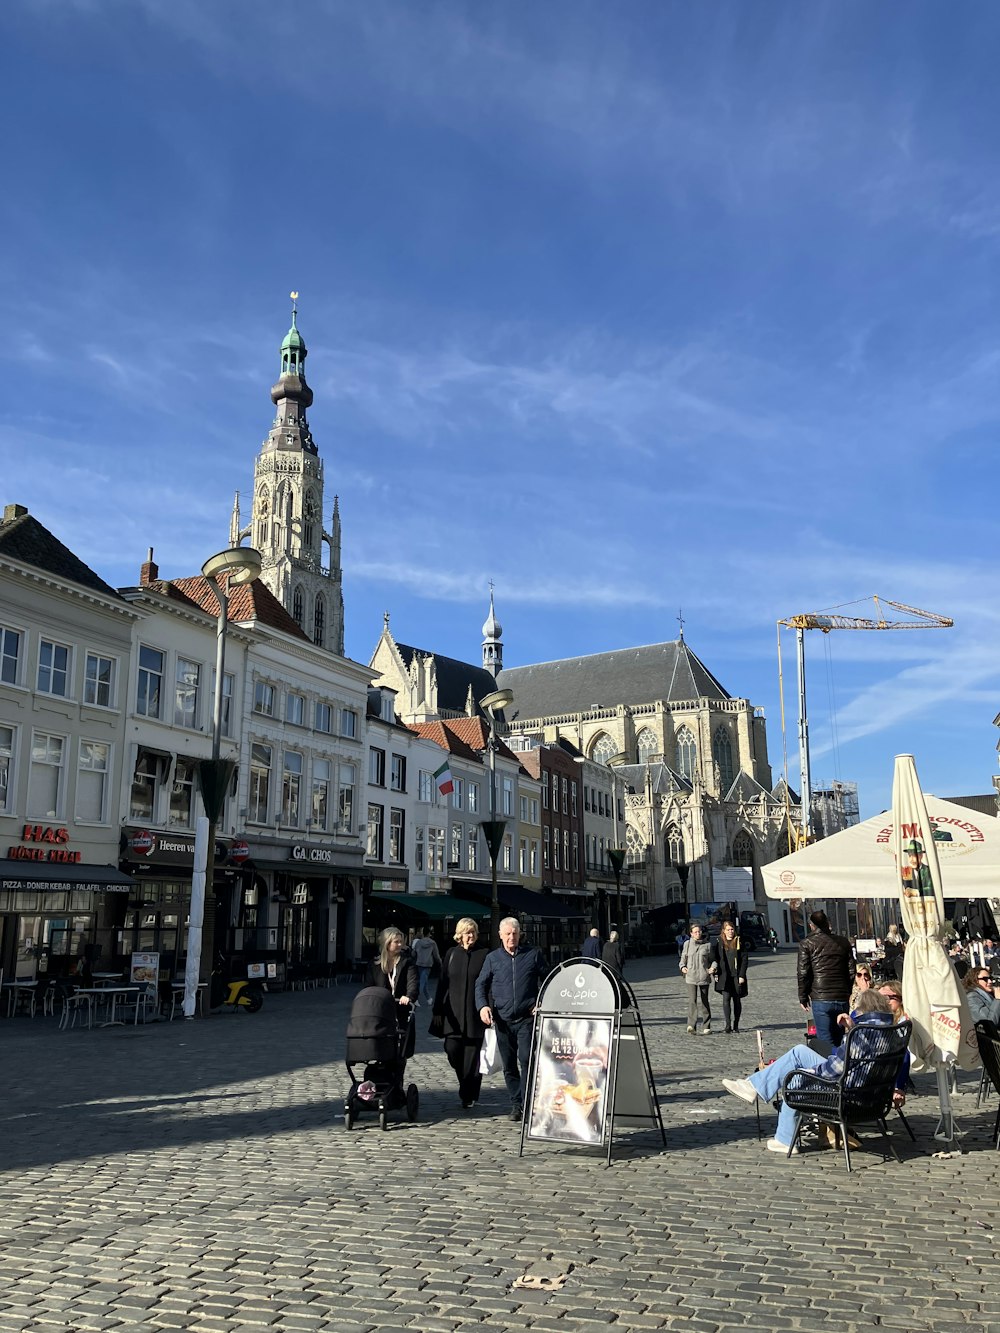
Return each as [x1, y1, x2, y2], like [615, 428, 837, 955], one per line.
[3, 503, 28, 523]
[140, 547, 159, 587]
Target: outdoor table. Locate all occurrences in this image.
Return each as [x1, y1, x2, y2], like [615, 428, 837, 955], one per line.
[3, 981, 38, 1018]
[74, 985, 146, 1027]
[168, 982, 207, 1020]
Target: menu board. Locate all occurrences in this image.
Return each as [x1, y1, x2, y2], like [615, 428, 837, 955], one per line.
[526, 1016, 612, 1145]
[130, 951, 159, 985]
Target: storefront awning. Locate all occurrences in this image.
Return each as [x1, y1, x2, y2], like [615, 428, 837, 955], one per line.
[369, 892, 486, 921]
[453, 880, 586, 923]
[0, 860, 135, 893]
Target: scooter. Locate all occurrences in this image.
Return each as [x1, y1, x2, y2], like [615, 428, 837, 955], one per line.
[765, 929, 779, 954]
[210, 956, 264, 1013]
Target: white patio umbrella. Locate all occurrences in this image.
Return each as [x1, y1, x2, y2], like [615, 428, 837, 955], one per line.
[892, 756, 977, 1143]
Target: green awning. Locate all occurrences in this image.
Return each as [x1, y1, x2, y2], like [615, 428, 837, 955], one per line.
[368, 892, 487, 921]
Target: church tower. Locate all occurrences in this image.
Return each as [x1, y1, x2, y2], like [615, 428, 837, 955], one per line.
[482, 585, 503, 675]
[231, 296, 345, 654]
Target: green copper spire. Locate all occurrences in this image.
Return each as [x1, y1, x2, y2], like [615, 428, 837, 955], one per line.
[280, 290, 306, 375]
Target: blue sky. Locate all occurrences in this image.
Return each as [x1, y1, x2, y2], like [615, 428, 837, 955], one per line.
[4, 1, 1000, 816]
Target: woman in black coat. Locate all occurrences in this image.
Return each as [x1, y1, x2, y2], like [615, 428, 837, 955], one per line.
[432, 917, 489, 1108]
[366, 926, 419, 1058]
[710, 920, 749, 1033]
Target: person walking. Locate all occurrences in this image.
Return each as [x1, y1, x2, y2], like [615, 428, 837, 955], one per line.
[410, 926, 441, 1007]
[601, 930, 625, 977]
[797, 910, 852, 1046]
[680, 923, 715, 1035]
[431, 917, 489, 1109]
[475, 917, 548, 1122]
[882, 924, 905, 980]
[366, 926, 419, 1058]
[582, 928, 602, 959]
[710, 919, 748, 1033]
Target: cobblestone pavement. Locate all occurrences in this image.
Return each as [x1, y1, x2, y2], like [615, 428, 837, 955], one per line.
[2, 950, 999, 1333]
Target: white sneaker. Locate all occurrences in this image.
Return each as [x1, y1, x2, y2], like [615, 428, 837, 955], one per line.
[766, 1138, 799, 1155]
[722, 1077, 759, 1104]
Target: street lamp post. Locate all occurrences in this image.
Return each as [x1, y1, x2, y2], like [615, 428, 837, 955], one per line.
[607, 752, 629, 940]
[183, 545, 262, 1019]
[478, 688, 513, 942]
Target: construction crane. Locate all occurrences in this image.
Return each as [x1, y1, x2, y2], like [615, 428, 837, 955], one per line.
[777, 597, 954, 850]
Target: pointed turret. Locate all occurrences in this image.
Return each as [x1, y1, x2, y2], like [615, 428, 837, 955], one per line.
[482, 584, 503, 674]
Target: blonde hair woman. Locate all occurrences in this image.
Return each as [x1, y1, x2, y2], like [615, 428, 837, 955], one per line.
[431, 917, 489, 1109]
[366, 926, 419, 1057]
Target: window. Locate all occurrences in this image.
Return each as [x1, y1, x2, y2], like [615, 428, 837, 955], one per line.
[713, 726, 735, 794]
[0, 725, 14, 812]
[390, 754, 406, 792]
[253, 680, 275, 716]
[731, 831, 754, 868]
[418, 769, 434, 803]
[369, 748, 386, 787]
[282, 752, 303, 825]
[543, 827, 550, 869]
[0, 625, 21, 685]
[389, 808, 404, 863]
[340, 707, 357, 738]
[590, 732, 617, 766]
[249, 743, 272, 822]
[530, 840, 539, 875]
[502, 834, 512, 872]
[338, 762, 356, 833]
[314, 595, 325, 648]
[452, 776, 464, 809]
[584, 785, 591, 812]
[84, 653, 115, 707]
[553, 830, 561, 870]
[519, 795, 528, 822]
[561, 776, 568, 814]
[519, 839, 528, 874]
[130, 751, 160, 820]
[285, 692, 306, 726]
[428, 826, 446, 874]
[292, 586, 304, 628]
[28, 732, 64, 818]
[37, 640, 70, 697]
[315, 701, 333, 734]
[572, 830, 579, 872]
[468, 781, 480, 813]
[450, 823, 463, 868]
[636, 727, 658, 764]
[502, 776, 513, 816]
[666, 824, 683, 867]
[174, 658, 200, 728]
[415, 825, 425, 872]
[570, 783, 577, 818]
[216, 671, 235, 738]
[467, 825, 478, 872]
[542, 774, 549, 810]
[676, 725, 697, 781]
[598, 790, 605, 817]
[137, 646, 163, 718]
[367, 804, 384, 860]
[310, 759, 330, 831]
[169, 758, 196, 827]
[76, 740, 110, 822]
[530, 798, 539, 824]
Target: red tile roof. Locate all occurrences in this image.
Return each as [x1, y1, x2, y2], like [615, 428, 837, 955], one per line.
[408, 717, 521, 766]
[161, 576, 311, 641]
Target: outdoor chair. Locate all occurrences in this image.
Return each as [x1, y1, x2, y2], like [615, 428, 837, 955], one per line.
[974, 1020, 1000, 1148]
[781, 1019, 914, 1172]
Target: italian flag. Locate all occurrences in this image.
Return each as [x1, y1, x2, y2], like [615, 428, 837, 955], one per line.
[434, 760, 454, 796]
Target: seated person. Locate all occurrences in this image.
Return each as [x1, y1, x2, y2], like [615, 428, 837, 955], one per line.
[849, 964, 873, 1011]
[963, 966, 1000, 1025]
[722, 991, 907, 1155]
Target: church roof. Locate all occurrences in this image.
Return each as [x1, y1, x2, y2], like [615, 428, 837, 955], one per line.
[771, 777, 800, 804]
[167, 576, 311, 641]
[394, 641, 498, 715]
[0, 505, 123, 601]
[498, 638, 730, 722]
[614, 761, 693, 797]
[725, 771, 773, 804]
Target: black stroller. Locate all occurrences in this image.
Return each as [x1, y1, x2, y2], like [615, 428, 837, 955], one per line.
[344, 986, 419, 1130]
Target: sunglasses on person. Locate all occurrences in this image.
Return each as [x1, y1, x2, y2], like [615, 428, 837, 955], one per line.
[879, 990, 901, 1001]
[979, 975, 993, 984]
[856, 971, 871, 979]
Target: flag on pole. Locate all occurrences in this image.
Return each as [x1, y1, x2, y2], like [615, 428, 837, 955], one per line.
[434, 761, 454, 796]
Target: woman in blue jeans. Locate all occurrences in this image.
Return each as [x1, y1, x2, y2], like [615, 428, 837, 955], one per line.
[722, 991, 908, 1153]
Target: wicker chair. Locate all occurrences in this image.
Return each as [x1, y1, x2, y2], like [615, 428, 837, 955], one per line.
[781, 1019, 913, 1172]
[974, 1020, 1000, 1149]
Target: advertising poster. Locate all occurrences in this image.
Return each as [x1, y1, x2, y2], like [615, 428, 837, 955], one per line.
[526, 1016, 612, 1145]
[130, 951, 159, 985]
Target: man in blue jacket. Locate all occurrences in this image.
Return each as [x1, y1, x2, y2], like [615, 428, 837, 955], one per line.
[476, 917, 547, 1121]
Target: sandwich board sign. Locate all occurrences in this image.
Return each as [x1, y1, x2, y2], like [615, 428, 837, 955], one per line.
[520, 958, 665, 1166]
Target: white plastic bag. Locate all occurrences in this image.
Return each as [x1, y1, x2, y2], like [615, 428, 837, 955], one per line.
[479, 1025, 500, 1076]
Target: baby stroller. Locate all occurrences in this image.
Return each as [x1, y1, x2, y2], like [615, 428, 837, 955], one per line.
[344, 986, 418, 1131]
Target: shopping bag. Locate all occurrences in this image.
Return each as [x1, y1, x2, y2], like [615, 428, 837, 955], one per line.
[479, 1026, 500, 1076]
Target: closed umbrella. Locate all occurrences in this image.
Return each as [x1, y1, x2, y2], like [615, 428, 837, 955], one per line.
[893, 755, 978, 1144]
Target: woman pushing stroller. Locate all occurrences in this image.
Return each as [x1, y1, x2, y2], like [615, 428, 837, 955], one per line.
[367, 926, 419, 1058]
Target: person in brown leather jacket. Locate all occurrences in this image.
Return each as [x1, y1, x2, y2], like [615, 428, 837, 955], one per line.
[797, 910, 852, 1045]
